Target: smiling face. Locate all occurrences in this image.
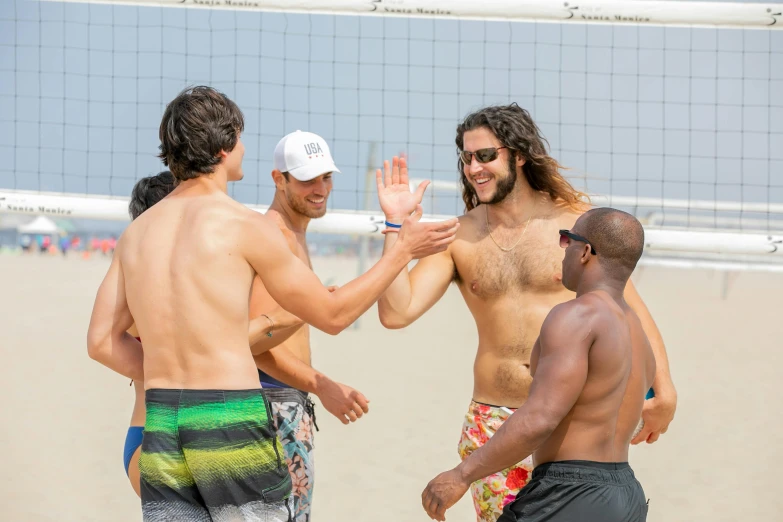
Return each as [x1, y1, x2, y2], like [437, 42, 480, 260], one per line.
[279, 171, 333, 218]
[461, 127, 522, 206]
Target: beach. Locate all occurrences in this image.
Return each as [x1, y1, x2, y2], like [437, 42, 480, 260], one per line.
[1, 253, 781, 522]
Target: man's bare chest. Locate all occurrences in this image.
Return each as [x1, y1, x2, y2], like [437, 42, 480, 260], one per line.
[453, 237, 564, 299]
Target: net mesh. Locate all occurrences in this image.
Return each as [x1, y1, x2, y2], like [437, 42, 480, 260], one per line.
[1, 0, 782, 233]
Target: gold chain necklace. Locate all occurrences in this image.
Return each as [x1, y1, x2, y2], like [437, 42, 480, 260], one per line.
[485, 205, 532, 252]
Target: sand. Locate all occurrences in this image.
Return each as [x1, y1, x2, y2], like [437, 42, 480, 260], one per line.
[1, 253, 781, 522]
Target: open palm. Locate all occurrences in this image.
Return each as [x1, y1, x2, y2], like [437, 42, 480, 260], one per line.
[375, 156, 429, 221]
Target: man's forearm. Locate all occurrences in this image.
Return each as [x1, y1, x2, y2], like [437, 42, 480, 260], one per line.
[92, 332, 144, 382]
[625, 284, 676, 397]
[250, 324, 300, 355]
[377, 229, 414, 323]
[642, 316, 676, 396]
[327, 242, 411, 331]
[254, 346, 323, 393]
[457, 409, 554, 484]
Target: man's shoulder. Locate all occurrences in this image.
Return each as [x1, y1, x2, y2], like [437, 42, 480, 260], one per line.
[264, 210, 299, 252]
[572, 292, 624, 331]
[537, 299, 600, 352]
[168, 190, 252, 222]
[114, 216, 144, 250]
[539, 199, 583, 227]
[545, 297, 601, 330]
[461, 205, 482, 221]
[215, 200, 272, 240]
[265, 209, 293, 234]
[455, 207, 483, 235]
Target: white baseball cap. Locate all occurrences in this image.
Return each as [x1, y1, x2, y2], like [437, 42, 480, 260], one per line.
[273, 130, 340, 182]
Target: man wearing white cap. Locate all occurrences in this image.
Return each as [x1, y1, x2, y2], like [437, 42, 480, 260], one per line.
[250, 130, 368, 521]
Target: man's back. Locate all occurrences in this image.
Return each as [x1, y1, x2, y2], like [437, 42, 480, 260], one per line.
[87, 86, 461, 522]
[121, 185, 261, 390]
[533, 291, 656, 465]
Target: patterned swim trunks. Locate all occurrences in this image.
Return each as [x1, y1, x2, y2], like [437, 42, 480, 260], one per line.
[263, 387, 317, 522]
[458, 400, 534, 522]
[139, 389, 292, 522]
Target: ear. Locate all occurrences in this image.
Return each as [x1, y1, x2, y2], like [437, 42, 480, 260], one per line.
[271, 169, 287, 190]
[218, 149, 229, 161]
[515, 151, 526, 168]
[579, 243, 591, 265]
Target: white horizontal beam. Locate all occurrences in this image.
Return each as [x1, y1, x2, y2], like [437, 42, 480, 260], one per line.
[639, 256, 783, 273]
[39, 0, 783, 29]
[0, 190, 131, 221]
[0, 188, 451, 230]
[411, 179, 783, 215]
[644, 228, 783, 255]
[3, 189, 783, 256]
[592, 195, 783, 214]
[646, 212, 783, 231]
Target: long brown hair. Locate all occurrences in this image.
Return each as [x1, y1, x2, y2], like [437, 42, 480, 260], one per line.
[455, 103, 589, 212]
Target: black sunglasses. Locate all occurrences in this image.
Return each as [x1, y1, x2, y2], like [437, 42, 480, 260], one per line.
[459, 147, 510, 165]
[559, 229, 597, 255]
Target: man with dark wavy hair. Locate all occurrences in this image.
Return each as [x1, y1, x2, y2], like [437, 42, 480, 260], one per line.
[86, 86, 459, 521]
[376, 103, 676, 522]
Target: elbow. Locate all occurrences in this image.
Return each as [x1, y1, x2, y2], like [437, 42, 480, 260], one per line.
[377, 302, 410, 329]
[381, 319, 408, 330]
[540, 417, 561, 438]
[87, 324, 116, 363]
[86, 330, 106, 362]
[324, 326, 343, 336]
[310, 306, 352, 335]
[322, 318, 350, 336]
[378, 309, 410, 330]
[528, 414, 562, 443]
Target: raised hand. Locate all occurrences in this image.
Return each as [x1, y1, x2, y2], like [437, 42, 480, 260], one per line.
[395, 204, 459, 259]
[376, 156, 429, 222]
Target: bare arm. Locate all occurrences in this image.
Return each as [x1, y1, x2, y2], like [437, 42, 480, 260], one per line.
[377, 237, 455, 328]
[86, 248, 144, 381]
[456, 302, 594, 482]
[249, 324, 300, 355]
[624, 280, 677, 444]
[248, 305, 303, 353]
[247, 269, 312, 368]
[421, 301, 595, 521]
[250, 270, 372, 424]
[375, 156, 457, 328]
[254, 348, 371, 424]
[253, 346, 320, 393]
[242, 212, 456, 335]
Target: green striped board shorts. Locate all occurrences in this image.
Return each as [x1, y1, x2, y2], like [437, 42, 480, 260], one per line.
[139, 389, 292, 522]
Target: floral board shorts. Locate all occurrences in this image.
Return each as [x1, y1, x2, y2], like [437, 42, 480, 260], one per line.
[263, 387, 317, 522]
[458, 400, 534, 522]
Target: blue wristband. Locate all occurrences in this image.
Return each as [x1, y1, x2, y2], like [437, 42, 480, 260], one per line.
[385, 220, 402, 229]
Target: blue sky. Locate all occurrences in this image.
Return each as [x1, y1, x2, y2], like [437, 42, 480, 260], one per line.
[1, 0, 781, 221]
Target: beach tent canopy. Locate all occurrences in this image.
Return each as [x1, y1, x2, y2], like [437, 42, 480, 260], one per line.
[17, 216, 59, 235]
